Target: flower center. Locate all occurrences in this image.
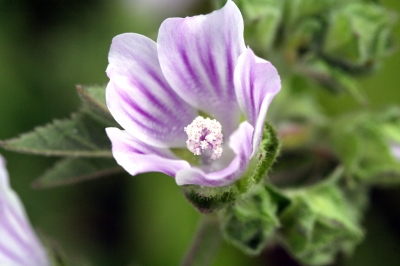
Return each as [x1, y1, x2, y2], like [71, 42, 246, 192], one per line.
[184, 116, 223, 160]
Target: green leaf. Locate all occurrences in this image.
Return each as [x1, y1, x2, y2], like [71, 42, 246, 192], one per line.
[0, 112, 112, 157]
[182, 121, 281, 213]
[279, 182, 365, 265]
[221, 185, 280, 255]
[76, 85, 117, 126]
[33, 157, 123, 188]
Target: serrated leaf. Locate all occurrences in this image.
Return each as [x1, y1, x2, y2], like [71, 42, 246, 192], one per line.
[33, 157, 123, 188]
[76, 85, 117, 126]
[0, 112, 112, 157]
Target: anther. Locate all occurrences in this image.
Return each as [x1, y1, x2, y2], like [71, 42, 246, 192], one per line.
[184, 116, 223, 160]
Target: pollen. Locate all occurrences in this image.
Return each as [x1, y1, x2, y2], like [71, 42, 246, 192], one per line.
[184, 116, 223, 160]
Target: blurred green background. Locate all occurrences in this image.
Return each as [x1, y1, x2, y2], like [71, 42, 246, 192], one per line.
[0, 0, 399, 265]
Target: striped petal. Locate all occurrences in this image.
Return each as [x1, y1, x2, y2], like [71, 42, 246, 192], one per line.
[0, 155, 50, 266]
[106, 33, 197, 148]
[234, 48, 281, 155]
[391, 143, 400, 161]
[175, 122, 253, 186]
[157, 0, 246, 136]
[106, 128, 191, 177]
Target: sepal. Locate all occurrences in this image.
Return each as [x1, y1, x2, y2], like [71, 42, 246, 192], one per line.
[220, 185, 281, 255]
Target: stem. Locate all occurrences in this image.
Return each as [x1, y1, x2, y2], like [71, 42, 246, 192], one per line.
[180, 214, 222, 266]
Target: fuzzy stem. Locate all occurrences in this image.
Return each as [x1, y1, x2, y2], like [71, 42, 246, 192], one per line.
[180, 214, 222, 266]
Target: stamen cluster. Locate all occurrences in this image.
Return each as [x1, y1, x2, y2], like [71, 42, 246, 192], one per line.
[184, 116, 223, 160]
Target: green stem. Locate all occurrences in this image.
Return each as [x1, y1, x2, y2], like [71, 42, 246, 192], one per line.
[180, 214, 222, 266]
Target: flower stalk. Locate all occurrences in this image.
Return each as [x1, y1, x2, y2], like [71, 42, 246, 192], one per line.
[180, 214, 222, 266]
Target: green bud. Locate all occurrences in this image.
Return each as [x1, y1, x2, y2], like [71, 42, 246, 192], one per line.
[296, 57, 367, 103]
[235, 0, 283, 51]
[220, 185, 281, 255]
[283, 0, 336, 30]
[329, 109, 400, 185]
[279, 180, 364, 265]
[322, 2, 397, 72]
[182, 122, 280, 213]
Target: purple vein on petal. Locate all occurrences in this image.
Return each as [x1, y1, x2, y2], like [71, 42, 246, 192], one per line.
[225, 29, 235, 99]
[195, 38, 220, 97]
[249, 65, 257, 122]
[0, 243, 26, 265]
[0, 202, 44, 265]
[126, 76, 174, 120]
[2, 217, 31, 254]
[178, 45, 202, 91]
[4, 199, 47, 261]
[126, 142, 173, 158]
[142, 66, 186, 109]
[118, 89, 163, 125]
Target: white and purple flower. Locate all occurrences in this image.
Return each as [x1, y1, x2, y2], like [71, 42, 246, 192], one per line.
[105, 0, 281, 187]
[0, 155, 50, 266]
[391, 143, 400, 161]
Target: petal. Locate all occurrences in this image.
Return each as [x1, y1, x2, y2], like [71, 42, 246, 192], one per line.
[106, 33, 197, 148]
[157, 0, 246, 136]
[0, 155, 50, 266]
[391, 143, 400, 161]
[234, 48, 281, 155]
[175, 122, 253, 186]
[106, 128, 191, 177]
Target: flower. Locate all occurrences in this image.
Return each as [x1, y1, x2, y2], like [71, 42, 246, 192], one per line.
[391, 143, 400, 161]
[105, 0, 281, 187]
[0, 155, 50, 266]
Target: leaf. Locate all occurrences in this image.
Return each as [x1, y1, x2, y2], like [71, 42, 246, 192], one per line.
[33, 157, 123, 188]
[76, 85, 117, 126]
[0, 112, 112, 157]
